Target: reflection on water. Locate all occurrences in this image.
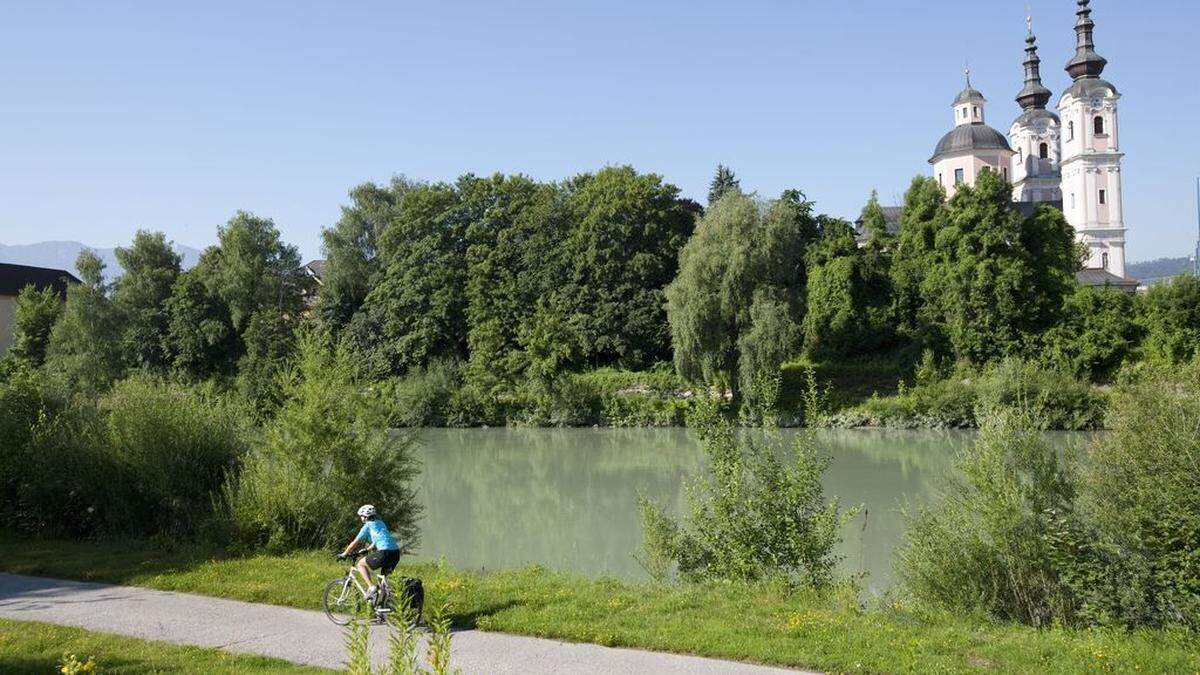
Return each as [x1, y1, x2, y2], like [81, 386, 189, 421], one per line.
[413, 428, 1080, 594]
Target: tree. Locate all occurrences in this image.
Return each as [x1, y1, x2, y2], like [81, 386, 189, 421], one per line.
[207, 211, 308, 333]
[317, 178, 412, 337]
[890, 176, 946, 336]
[237, 308, 299, 416]
[802, 217, 893, 358]
[1042, 285, 1140, 380]
[111, 230, 182, 370]
[6, 286, 63, 367]
[45, 250, 124, 394]
[343, 181, 469, 377]
[920, 170, 1076, 364]
[562, 166, 695, 369]
[1137, 275, 1200, 365]
[707, 164, 740, 205]
[666, 191, 818, 405]
[860, 190, 894, 253]
[165, 254, 239, 379]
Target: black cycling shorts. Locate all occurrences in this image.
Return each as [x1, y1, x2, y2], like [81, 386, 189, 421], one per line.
[364, 548, 400, 574]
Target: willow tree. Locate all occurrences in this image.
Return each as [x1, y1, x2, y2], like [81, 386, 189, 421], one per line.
[666, 191, 817, 407]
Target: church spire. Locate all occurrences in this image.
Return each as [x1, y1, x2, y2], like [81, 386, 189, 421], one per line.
[1065, 0, 1108, 80]
[1016, 16, 1052, 110]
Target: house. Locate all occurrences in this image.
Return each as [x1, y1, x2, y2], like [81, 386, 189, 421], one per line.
[0, 262, 79, 354]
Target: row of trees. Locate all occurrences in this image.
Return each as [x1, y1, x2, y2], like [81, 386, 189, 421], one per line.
[6, 164, 1200, 421]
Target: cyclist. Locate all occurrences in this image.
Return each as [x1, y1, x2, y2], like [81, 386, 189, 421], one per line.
[338, 504, 400, 602]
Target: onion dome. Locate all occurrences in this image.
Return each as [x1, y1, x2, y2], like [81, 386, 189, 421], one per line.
[1016, 23, 1053, 110]
[954, 71, 986, 105]
[1065, 0, 1108, 80]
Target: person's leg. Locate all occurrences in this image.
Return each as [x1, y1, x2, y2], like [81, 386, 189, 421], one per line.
[355, 558, 374, 589]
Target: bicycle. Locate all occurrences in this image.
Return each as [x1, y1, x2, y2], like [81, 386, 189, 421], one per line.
[322, 551, 424, 626]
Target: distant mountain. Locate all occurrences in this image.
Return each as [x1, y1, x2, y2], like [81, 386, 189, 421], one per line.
[0, 241, 203, 280]
[1127, 257, 1194, 282]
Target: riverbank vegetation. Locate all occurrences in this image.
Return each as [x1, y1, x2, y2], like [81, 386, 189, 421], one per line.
[6, 165, 1200, 430]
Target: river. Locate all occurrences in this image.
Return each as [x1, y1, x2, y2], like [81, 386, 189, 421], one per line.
[412, 428, 1084, 595]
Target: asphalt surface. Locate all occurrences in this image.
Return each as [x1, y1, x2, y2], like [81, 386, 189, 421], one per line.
[0, 573, 812, 674]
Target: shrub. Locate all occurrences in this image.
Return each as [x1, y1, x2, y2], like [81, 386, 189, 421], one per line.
[225, 334, 422, 551]
[1068, 363, 1200, 629]
[99, 376, 250, 536]
[1137, 275, 1200, 365]
[381, 359, 464, 427]
[638, 383, 850, 585]
[896, 406, 1079, 626]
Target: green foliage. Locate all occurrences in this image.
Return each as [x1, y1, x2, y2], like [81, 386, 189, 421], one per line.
[44, 250, 125, 395]
[666, 191, 817, 407]
[859, 190, 894, 252]
[345, 180, 468, 377]
[237, 308, 300, 417]
[706, 164, 740, 205]
[0, 371, 248, 538]
[1042, 285, 1141, 380]
[919, 171, 1077, 363]
[111, 230, 182, 370]
[5, 285, 63, 367]
[802, 216, 892, 358]
[889, 176, 945, 336]
[1069, 363, 1200, 629]
[1137, 274, 1200, 365]
[206, 211, 309, 333]
[562, 165, 695, 368]
[897, 407, 1079, 626]
[164, 260, 240, 379]
[318, 178, 410, 336]
[638, 386, 849, 585]
[838, 360, 1106, 430]
[225, 333, 422, 551]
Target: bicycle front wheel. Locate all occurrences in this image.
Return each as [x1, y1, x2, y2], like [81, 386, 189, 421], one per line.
[323, 577, 366, 625]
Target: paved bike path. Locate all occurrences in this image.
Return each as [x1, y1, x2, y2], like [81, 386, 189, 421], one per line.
[0, 574, 811, 674]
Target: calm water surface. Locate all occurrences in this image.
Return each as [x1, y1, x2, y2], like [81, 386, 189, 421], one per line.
[412, 428, 1082, 595]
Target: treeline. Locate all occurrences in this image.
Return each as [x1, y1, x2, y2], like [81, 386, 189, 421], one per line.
[5, 165, 1200, 427]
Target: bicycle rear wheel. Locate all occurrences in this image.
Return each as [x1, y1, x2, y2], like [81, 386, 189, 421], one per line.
[323, 577, 366, 625]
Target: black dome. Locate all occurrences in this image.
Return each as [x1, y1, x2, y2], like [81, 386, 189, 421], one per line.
[930, 123, 1013, 163]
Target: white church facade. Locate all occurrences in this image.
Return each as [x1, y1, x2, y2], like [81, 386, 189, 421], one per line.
[927, 0, 1130, 282]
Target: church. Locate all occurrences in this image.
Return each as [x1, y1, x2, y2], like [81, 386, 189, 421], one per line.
[872, 0, 1134, 290]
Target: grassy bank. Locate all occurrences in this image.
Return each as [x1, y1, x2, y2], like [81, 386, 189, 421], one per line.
[0, 618, 327, 674]
[1, 537, 1195, 674]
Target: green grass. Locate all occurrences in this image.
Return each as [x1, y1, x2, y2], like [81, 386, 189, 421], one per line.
[1, 536, 1196, 674]
[0, 618, 329, 674]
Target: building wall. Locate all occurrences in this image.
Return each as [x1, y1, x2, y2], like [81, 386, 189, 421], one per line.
[1059, 85, 1126, 277]
[934, 150, 1014, 199]
[0, 295, 16, 355]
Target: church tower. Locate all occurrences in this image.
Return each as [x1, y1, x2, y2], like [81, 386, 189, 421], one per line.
[930, 73, 1015, 199]
[1058, 0, 1126, 277]
[1010, 19, 1061, 204]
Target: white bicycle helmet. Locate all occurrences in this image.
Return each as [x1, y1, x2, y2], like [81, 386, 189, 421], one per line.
[357, 504, 377, 518]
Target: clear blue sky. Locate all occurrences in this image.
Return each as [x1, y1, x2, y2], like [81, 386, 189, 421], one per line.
[2, 0, 1197, 262]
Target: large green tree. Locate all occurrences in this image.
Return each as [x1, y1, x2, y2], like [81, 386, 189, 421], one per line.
[562, 166, 695, 369]
[206, 211, 308, 333]
[343, 180, 469, 376]
[45, 251, 125, 394]
[317, 178, 412, 336]
[1137, 274, 1200, 365]
[920, 170, 1076, 363]
[1043, 285, 1141, 379]
[666, 191, 818, 405]
[890, 176, 947, 337]
[802, 216, 893, 358]
[111, 230, 182, 370]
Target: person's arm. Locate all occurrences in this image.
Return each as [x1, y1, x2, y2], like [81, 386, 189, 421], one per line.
[340, 537, 363, 558]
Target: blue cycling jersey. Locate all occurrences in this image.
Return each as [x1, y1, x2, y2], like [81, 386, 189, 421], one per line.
[356, 519, 399, 551]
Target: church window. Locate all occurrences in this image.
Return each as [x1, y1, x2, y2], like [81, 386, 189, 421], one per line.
[954, 168, 964, 185]
[1039, 143, 1049, 159]
[1002, 167, 1008, 181]
[1101, 252, 1109, 270]
[973, 106, 979, 117]
[1068, 121, 1075, 141]
[938, 173, 943, 186]
[1094, 116, 1105, 135]
[1099, 189, 1107, 205]
[1071, 193, 1076, 208]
